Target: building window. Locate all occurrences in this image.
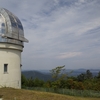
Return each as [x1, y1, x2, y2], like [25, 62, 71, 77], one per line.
[4, 64, 8, 73]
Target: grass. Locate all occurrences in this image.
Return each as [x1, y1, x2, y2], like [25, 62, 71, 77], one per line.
[25, 87, 100, 97]
[0, 88, 100, 100]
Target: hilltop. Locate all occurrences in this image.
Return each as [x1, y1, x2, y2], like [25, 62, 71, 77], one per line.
[0, 88, 100, 100]
[22, 69, 100, 80]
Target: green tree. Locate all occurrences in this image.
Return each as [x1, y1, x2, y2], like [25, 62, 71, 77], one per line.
[50, 65, 66, 81]
[97, 71, 100, 78]
[77, 70, 93, 82]
[33, 78, 44, 87]
[77, 73, 86, 82]
[50, 65, 70, 91]
[85, 70, 93, 79]
[27, 77, 34, 87]
[21, 74, 27, 88]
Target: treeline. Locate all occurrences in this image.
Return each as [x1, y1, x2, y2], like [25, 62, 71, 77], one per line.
[21, 66, 100, 91]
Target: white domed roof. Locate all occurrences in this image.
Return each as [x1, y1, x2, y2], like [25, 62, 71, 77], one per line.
[0, 8, 28, 46]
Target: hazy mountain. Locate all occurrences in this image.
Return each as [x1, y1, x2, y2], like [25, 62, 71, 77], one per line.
[22, 70, 52, 81]
[22, 69, 100, 81]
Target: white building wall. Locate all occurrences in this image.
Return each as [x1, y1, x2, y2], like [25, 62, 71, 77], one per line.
[0, 43, 23, 89]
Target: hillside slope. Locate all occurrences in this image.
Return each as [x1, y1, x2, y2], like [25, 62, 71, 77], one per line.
[0, 88, 100, 100]
[22, 70, 52, 81]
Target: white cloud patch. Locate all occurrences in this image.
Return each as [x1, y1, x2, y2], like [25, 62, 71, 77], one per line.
[57, 52, 82, 59]
[0, 0, 100, 70]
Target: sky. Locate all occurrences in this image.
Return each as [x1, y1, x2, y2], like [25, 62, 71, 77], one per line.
[0, 0, 100, 70]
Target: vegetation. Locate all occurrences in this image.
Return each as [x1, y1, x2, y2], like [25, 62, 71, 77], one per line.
[0, 88, 100, 100]
[21, 66, 100, 97]
[24, 87, 100, 98]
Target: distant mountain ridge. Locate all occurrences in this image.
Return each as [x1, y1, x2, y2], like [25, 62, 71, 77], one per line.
[22, 70, 52, 81]
[22, 69, 100, 81]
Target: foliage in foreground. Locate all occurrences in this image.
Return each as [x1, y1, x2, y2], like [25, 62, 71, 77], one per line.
[24, 87, 100, 98]
[21, 66, 100, 97]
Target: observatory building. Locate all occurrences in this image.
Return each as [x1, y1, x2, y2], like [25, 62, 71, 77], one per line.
[0, 8, 28, 88]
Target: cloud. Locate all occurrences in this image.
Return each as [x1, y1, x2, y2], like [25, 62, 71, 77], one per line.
[21, 0, 100, 69]
[0, 0, 100, 70]
[56, 52, 82, 59]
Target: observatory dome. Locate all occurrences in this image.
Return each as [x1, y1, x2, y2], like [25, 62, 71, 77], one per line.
[0, 8, 28, 46]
